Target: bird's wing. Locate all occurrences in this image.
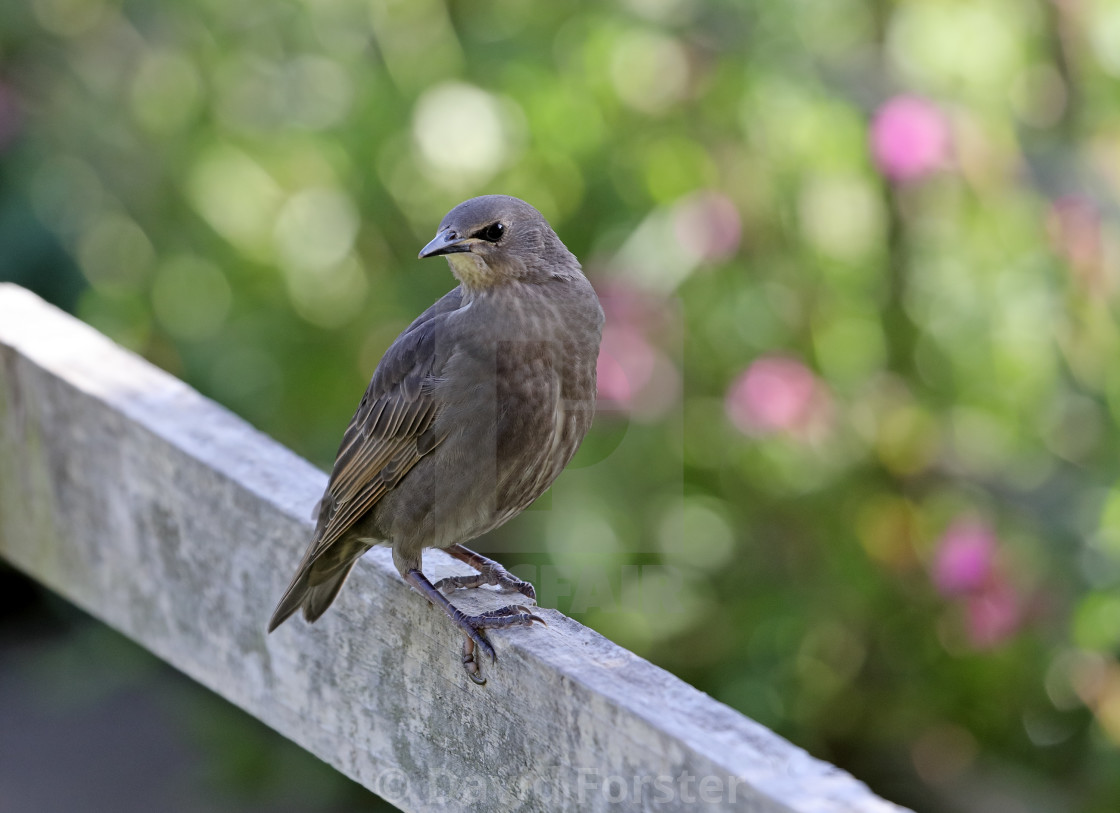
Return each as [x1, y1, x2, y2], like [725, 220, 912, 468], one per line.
[299, 289, 463, 570]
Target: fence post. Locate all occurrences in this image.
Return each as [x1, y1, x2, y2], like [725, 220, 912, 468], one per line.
[0, 283, 907, 812]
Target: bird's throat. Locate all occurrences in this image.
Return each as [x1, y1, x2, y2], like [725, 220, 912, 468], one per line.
[446, 253, 501, 291]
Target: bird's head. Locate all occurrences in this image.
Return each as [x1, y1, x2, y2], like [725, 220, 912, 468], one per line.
[418, 195, 578, 290]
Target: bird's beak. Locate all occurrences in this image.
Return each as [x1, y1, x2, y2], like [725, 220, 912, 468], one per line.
[418, 229, 472, 259]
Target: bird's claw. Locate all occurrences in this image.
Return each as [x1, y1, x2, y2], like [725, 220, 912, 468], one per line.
[511, 580, 536, 602]
[455, 604, 546, 684]
[434, 570, 537, 602]
[474, 604, 546, 627]
[461, 636, 490, 685]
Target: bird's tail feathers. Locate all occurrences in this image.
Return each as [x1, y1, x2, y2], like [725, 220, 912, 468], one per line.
[267, 545, 368, 633]
[301, 570, 354, 624]
[267, 570, 310, 633]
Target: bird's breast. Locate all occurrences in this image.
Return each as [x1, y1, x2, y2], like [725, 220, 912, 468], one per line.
[428, 279, 600, 524]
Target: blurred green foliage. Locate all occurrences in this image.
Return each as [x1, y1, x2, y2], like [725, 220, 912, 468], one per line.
[3, 0, 1120, 810]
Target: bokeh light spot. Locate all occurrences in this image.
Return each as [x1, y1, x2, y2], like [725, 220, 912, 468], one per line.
[151, 256, 232, 342]
[188, 145, 283, 258]
[33, 0, 106, 37]
[609, 29, 689, 115]
[546, 507, 620, 561]
[131, 50, 203, 134]
[76, 213, 154, 290]
[285, 255, 369, 329]
[274, 186, 360, 272]
[657, 498, 735, 572]
[672, 191, 742, 264]
[217, 55, 354, 133]
[932, 519, 996, 596]
[813, 314, 887, 389]
[888, 1, 1025, 97]
[799, 174, 885, 259]
[1074, 593, 1120, 652]
[1089, 2, 1120, 78]
[412, 82, 521, 189]
[870, 95, 951, 182]
[726, 356, 831, 439]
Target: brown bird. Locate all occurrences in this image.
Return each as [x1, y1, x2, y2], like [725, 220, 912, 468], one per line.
[268, 195, 604, 683]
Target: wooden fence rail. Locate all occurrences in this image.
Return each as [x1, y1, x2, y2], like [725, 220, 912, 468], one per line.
[0, 283, 907, 812]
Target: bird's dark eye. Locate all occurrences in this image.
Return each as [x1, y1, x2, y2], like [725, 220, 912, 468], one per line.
[473, 222, 505, 243]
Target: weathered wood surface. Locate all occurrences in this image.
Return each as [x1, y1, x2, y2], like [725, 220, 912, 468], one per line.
[0, 283, 907, 812]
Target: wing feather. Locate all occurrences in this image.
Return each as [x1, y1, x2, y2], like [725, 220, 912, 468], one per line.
[293, 289, 463, 573]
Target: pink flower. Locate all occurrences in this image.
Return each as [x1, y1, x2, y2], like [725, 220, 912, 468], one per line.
[965, 575, 1022, 649]
[673, 191, 742, 263]
[1047, 195, 1103, 290]
[932, 519, 996, 596]
[594, 283, 679, 419]
[870, 95, 950, 182]
[931, 517, 1026, 649]
[725, 356, 829, 437]
[597, 323, 657, 405]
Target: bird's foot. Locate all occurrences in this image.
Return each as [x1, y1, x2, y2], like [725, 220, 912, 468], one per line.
[457, 605, 546, 685]
[405, 567, 544, 685]
[435, 561, 536, 602]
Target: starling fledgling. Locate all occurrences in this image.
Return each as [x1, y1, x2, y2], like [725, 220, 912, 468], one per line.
[268, 195, 604, 683]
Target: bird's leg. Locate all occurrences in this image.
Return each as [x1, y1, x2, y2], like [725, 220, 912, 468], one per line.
[405, 569, 544, 685]
[433, 544, 537, 602]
